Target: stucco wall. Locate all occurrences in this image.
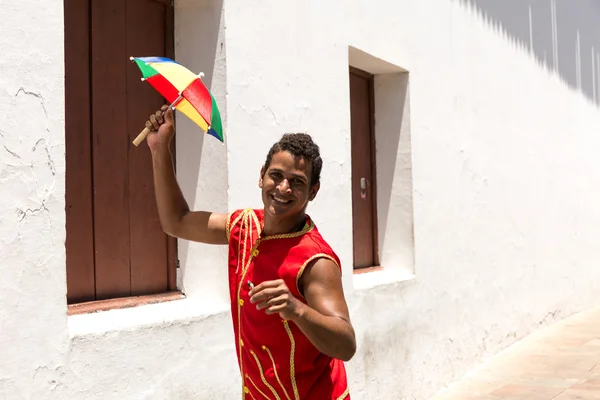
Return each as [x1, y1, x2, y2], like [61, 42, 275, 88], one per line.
[2, 0, 600, 399]
[0, 0, 69, 398]
[222, 0, 600, 398]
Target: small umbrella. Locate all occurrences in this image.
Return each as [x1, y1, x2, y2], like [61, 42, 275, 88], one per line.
[130, 56, 223, 146]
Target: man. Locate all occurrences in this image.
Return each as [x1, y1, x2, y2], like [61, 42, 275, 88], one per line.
[145, 105, 356, 399]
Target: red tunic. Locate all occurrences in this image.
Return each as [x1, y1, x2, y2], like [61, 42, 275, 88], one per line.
[227, 208, 350, 400]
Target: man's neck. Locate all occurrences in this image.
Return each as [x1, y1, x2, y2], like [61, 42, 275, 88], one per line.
[262, 211, 307, 236]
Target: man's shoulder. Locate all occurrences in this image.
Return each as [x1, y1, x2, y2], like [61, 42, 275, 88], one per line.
[304, 217, 329, 244]
[302, 226, 340, 262]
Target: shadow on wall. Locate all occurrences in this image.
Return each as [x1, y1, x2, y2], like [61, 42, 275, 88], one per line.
[174, 0, 226, 294]
[374, 73, 415, 272]
[174, 0, 224, 209]
[457, 0, 600, 106]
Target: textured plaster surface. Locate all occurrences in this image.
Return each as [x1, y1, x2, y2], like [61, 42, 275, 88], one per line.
[2, 1, 600, 399]
[0, 0, 68, 398]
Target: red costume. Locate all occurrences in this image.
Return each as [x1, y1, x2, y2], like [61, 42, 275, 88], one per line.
[227, 208, 350, 400]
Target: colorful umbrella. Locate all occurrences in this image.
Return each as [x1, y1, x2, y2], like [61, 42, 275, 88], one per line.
[130, 56, 223, 146]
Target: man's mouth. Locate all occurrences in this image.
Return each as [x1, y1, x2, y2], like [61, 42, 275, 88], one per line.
[272, 195, 293, 205]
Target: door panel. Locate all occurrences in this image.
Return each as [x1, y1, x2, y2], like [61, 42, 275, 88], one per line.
[65, 0, 95, 304]
[91, 0, 131, 299]
[350, 71, 377, 268]
[126, 0, 172, 295]
[65, 0, 175, 302]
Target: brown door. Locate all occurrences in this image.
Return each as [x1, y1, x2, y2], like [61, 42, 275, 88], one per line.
[65, 0, 176, 303]
[349, 68, 378, 269]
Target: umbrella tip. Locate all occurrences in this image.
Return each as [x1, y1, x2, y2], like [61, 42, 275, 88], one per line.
[198, 72, 205, 79]
[141, 78, 146, 82]
[129, 56, 134, 61]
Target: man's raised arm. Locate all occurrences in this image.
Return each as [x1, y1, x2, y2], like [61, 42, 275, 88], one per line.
[145, 105, 228, 245]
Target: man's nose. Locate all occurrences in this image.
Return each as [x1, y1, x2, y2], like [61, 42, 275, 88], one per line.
[277, 179, 291, 193]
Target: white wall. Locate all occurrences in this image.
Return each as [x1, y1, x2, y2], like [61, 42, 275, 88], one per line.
[224, 0, 600, 399]
[0, 0, 69, 398]
[2, 0, 600, 399]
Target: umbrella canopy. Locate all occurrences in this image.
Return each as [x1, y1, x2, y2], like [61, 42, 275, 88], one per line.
[130, 56, 223, 144]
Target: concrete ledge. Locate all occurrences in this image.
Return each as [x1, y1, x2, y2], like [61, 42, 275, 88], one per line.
[352, 267, 415, 291]
[68, 296, 230, 338]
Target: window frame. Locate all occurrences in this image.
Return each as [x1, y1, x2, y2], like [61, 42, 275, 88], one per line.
[64, 0, 179, 310]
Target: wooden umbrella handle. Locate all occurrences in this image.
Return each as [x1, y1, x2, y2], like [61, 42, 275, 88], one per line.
[132, 127, 151, 147]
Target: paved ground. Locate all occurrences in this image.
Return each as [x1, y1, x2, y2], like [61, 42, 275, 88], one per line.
[431, 307, 600, 399]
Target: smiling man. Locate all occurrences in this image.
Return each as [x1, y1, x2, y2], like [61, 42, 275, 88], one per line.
[145, 106, 355, 400]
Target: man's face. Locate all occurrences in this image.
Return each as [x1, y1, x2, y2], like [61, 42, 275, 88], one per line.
[259, 150, 319, 219]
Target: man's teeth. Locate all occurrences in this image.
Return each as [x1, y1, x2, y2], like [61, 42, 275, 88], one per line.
[273, 196, 290, 204]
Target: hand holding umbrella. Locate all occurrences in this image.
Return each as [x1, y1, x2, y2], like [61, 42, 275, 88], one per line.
[144, 104, 175, 149]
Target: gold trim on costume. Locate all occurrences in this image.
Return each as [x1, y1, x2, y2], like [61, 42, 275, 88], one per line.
[235, 212, 246, 274]
[260, 219, 314, 242]
[227, 210, 246, 242]
[336, 387, 350, 400]
[295, 254, 340, 299]
[263, 345, 292, 400]
[237, 211, 248, 397]
[239, 210, 250, 274]
[226, 213, 231, 241]
[235, 209, 264, 399]
[282, 320, 300, 400]
[250, 350, 282, 400]
[245, 374, 271, 400]
[250, 209, 262, 237]
[236, 209, 260, 398]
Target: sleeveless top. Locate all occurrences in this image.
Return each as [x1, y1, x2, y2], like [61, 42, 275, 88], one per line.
[227, 208, 350, 400]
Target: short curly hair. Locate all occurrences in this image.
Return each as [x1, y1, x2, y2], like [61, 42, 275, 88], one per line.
[263, 133, 322, 185]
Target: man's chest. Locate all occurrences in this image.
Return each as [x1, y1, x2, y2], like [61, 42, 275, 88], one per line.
[236, 244, 286, 286]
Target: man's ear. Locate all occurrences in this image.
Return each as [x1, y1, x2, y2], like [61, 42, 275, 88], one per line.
[308, 181, 320, 201]
[259, 166, 265, 188]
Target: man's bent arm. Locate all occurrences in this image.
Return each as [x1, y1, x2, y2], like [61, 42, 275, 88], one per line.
[151, 143, 228, 245]
[292, 258, 356, 361]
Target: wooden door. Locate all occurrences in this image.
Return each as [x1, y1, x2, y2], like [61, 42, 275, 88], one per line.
[349, 68, 378, 268]
[65, 0, 176, 304]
